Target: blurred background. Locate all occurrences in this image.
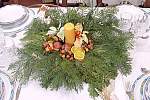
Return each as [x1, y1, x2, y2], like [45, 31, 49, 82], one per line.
[0, 0, 150, 8]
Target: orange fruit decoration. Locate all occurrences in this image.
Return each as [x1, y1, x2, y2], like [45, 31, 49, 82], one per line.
[71, 46, 85, 60]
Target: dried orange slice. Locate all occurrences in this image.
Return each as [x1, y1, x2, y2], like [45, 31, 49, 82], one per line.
[74, 50, 85, 60]
[71, 46, 85, 60]
[71, 46, 77, 53]
[71, 46, 84, 53]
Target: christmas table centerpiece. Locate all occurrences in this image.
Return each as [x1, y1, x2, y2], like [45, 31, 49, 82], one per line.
[9, 6, 133, 98]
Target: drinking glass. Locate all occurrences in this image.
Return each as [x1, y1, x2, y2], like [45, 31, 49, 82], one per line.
[119, 13, 132, 32]
[0, 26, 5, 54]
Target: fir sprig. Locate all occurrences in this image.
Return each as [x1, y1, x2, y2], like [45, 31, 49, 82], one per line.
[9, 7, 133, 98]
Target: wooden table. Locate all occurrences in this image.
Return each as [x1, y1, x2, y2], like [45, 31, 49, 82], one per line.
[11, 0, 19, 3]
[96, 0, 102, 5]
[0, 0, 9, 7]
[96, 0, 108, 7]
[0, 0, 3, 7]
[144, 0, 150, 7]
[9, 0, 70, 6]
[10, 0, 88, 7]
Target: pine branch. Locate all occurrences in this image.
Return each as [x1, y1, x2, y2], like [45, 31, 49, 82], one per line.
[9, 7, 133, 98]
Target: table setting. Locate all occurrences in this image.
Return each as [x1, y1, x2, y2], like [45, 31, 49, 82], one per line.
[0, 4, 150, 100]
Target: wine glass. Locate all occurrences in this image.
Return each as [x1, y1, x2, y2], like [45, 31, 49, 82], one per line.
[0, 26, 5, 54]
[119, 13, 132, 32]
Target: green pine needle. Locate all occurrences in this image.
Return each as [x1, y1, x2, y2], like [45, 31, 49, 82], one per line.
[9, 7, 133, 98]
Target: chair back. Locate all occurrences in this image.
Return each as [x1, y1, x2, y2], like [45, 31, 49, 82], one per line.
[120, 1, 132, 5]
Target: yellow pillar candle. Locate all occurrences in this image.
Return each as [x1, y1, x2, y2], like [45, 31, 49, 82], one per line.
[64, 23, 75, 46]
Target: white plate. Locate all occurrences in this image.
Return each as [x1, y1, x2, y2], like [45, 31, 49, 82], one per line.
[116, 5, 147, 22]
[0, 5, 27, 24]
[1, 6, 35, 37]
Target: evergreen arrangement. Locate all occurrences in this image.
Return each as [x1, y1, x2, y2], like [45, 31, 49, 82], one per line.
[9, 7, 133, 97]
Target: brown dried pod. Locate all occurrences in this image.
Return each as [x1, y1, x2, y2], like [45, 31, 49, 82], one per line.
[88, 44, 93, 50]
[66, 55, 70, 59]
[85, 47, 89, 52]
[88, 39, 92, 43]
[53, 42, 62, 49]
[42, 42, 49, 48]
[69, 56, 74, 61]
[68, 50, 72, 55]
[65, 44, 71, 51]
[53, 36, 59, 41]
[61, 54, 66, 58]
[45, 47, 50, 52]
[62, 44, 65, 50]
[60, 49, 65, 54]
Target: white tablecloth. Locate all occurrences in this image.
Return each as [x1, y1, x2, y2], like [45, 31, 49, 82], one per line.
[1, 6, 150, 100]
